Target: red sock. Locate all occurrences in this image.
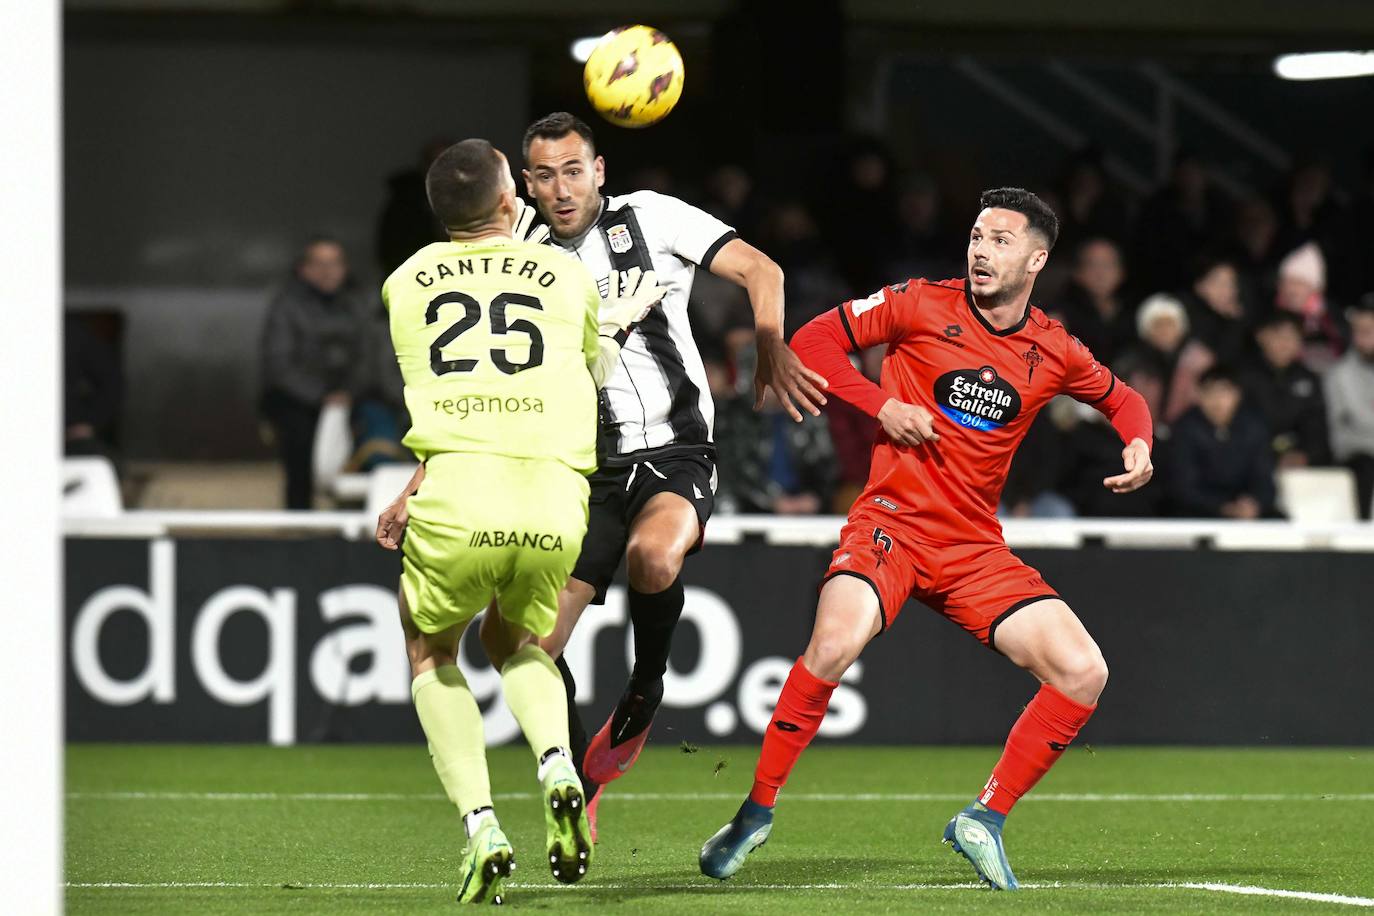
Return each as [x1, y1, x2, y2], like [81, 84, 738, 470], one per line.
[980, 683, 1096, 815]
[749, 659, 838, 807]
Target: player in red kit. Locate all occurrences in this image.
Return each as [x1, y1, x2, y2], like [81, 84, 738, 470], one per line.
[699, 188, 1154, 890]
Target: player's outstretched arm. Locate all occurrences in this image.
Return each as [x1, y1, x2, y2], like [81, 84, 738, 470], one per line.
[1090, 382, 1154, 494]
[1063, 334, 1155, 495]
[789, 308, 890, 417]
[376, 463, 424, 550]
[708, 238, 828, 421]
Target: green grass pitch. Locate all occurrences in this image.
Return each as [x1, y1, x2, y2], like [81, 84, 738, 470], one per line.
[66, 744, 1374, 913]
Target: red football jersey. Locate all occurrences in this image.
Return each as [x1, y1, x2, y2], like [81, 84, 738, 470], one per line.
[792, 277, 1149, 547]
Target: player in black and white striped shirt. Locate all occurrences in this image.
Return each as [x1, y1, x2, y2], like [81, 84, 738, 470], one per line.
[503, 112, 827, 837]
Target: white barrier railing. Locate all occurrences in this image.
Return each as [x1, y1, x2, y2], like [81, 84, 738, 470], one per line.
[60, 512, 1374, 552]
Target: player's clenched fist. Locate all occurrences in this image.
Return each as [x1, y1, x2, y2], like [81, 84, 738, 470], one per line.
[376, 464, 424, 550]
[376, 498, 409, 550]
[877, 398, 940, 447]
[1103, 438, 1152, 494]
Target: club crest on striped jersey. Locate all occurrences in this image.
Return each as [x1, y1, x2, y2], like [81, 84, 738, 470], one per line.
[934, 365, 1022, 432]
[607, 224, 633, 253]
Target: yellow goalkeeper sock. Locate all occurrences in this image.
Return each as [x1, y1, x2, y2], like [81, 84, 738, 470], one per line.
[501, 644, 571, 761]
[411, 665, 492, 817]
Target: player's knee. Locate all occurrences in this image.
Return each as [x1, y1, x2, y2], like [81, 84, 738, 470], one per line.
[1058, 647, 1108, 702]
[803, 630, 861, 682]
[625, 540, 682, 593]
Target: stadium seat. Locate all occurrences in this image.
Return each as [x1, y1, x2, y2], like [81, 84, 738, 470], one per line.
[330, 472, 370, 506]
[62, 456, 122, 517]
[1275, 467, 1359, 522]
[364, 464, 419, 522]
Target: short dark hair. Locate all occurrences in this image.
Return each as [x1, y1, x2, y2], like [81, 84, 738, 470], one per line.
[978, 187, 1060, 251]
[425, 139, 506, 230]
[1074, 236, 1121, 266]
[1188, 252, 1235, 285]
[1199, 363, 1240, 388]
[1255, 310, 1303, 335]
[296, 234, 343, 263]
[522, 112, 596, 162]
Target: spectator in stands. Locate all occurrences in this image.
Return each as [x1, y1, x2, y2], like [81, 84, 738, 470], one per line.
[763, 200, 849, 332]
[890, 173, 961, 281]
[822, 138, 902, 293]
[1184, 256, 1251, 366]
[1273, 159, 1356, 301]
[63, 313, 124, 460]
[1055, 395, 1163, 518]
[702, 164, 763, 242]
[1227, 196, 1280, 308]
[711, 328, 835, 514]
[1240, 313, 1330, 470]
[1134, 150, 1232, 295]
[349, 305, 409, 473]
[1051, 237, 1135, 367]
[375, 138, 450, 277]
[1167, 365, 1277, 519]
[1117, 293, 1213, 428]
[1353, 149, 1374, 302]
[1325, 296, 1374, 519]
[1053, 146, 1130, 255]
[260, 236, 370, 509]
[1000, 408, 1075, 518]
[1274, 241, 1345, 370]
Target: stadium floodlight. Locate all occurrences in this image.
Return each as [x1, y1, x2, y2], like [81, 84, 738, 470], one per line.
[570, 36, 602, 63]
[1273, 51, 1374, 81]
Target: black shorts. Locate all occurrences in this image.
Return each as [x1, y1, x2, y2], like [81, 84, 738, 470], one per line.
[571, 453, 716, 604]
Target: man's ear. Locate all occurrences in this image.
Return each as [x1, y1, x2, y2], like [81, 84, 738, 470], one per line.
[594, 155, 606, 190]
[498, 188, 519, 225]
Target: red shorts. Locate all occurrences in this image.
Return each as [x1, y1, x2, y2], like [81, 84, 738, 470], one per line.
[823, 514, 1058, 648]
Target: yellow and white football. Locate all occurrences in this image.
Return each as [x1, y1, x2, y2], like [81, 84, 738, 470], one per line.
[583, 25, 684, 128]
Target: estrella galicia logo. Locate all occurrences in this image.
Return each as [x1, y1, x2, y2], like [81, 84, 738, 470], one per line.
[934, 366, 1023, 432]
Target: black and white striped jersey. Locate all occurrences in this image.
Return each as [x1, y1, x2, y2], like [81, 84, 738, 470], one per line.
[551, 190, 736, 466]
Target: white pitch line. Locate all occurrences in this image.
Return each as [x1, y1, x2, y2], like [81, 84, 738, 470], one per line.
[63, 880, 1374, 906]
[1166, 883, 1374, 908]
[65, 790, 1374, 803]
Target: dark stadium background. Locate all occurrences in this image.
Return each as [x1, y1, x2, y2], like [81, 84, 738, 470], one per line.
[64, 0, 1374, 461]
[60, 0, 1374, 743]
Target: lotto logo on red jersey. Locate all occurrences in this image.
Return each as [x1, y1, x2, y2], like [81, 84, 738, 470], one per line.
[934, 366, 1022, 431]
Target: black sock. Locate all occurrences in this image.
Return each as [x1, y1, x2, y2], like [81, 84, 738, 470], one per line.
[628, 577, 685, 691]
[555, 654, 598, 796]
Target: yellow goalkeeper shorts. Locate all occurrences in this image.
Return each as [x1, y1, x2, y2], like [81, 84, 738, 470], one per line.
[400, 452, 589, 638]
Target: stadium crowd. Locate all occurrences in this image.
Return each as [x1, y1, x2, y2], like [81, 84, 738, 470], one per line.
[74, 141, 1372, 519]
[683, 148, 1374, 522]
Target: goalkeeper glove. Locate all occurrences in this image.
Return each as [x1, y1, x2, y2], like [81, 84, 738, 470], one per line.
[599, 267, 667, 345]
[512, 197, 550, 245]
[588, 268, 669, 387]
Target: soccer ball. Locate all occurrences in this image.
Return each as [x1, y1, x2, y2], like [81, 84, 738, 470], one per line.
[583, 25, 684, 128]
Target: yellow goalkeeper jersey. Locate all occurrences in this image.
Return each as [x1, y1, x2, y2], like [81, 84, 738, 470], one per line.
[383, 238, 600, 474]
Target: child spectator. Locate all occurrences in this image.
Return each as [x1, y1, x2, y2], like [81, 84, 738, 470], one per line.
[1168, 365, 1277, 519]
[1240, 313, 1329, 469]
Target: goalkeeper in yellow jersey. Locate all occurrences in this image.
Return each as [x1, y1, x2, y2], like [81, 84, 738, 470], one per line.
[378, 138, 664, 905]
